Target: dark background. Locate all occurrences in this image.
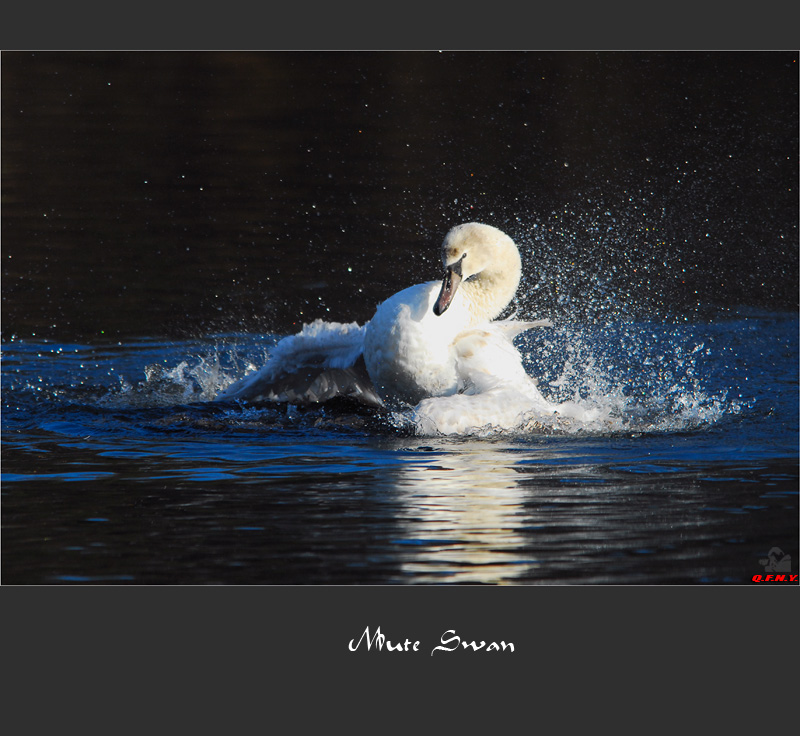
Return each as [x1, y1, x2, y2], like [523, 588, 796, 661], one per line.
[2, 51, 797, 342]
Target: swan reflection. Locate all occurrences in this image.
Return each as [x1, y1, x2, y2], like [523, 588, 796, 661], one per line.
[389, 441, 537, 584]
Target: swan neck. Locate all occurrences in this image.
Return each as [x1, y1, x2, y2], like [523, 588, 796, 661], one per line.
[463, 265, 520, 321]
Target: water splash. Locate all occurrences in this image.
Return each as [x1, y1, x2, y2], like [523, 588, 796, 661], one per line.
[5, 318, 747, 440]
[97, 339, 271, 409]
[536, 321, 743, 431]
[388, 320, 745, 438]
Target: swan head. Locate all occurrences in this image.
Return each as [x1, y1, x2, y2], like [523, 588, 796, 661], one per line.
[433, 223, 521, 317]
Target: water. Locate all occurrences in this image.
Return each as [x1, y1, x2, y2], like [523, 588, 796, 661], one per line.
[2, 51, 798, 584]
[2, 312, 796, 584]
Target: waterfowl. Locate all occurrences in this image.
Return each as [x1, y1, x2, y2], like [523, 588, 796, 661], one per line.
[216, 222, 555, 433]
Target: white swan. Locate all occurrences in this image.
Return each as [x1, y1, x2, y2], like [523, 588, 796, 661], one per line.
[363, 222, 539, 404]
[216, 222, 563, 434]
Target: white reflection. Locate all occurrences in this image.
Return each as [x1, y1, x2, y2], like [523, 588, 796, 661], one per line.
[389, 440, 536, 584]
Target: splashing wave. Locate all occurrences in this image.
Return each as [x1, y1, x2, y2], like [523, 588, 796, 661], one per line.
[89, 320, 745, 438]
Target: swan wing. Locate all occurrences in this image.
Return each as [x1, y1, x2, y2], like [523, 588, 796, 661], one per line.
[216, 320, 383, 407]
[490, 317, 553, 339]
[412, 319, 555, 434]
[451, 320, 551, 391]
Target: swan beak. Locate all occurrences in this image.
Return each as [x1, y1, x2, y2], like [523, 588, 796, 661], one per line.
[433, 265, 463, 316]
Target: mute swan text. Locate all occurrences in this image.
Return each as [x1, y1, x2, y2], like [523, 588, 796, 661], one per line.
[348, 626, 515, 655]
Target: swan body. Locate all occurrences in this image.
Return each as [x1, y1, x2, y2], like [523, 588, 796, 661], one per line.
[362, 222, 525, 405]
[361, 280, 470, 404]
[216, 222, 559, 434]
[412, 320, 555, 435]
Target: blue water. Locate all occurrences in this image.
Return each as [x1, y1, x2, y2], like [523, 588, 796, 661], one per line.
[3, 311, 796, 584]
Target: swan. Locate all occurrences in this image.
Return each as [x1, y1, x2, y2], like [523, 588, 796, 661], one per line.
[216, 222, 560, 434]
[363, 222, 543, 404]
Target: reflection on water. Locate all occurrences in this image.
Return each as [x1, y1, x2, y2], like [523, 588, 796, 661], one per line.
[391, 443, 533, 583]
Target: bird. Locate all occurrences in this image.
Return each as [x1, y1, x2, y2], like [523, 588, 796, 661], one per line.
[216, 223, 558, 434]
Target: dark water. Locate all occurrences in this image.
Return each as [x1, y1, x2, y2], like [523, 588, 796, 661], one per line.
[2, 51, 798, 584]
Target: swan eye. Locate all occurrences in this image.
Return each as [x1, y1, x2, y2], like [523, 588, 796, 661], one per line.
[448, 252, 466, 276]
